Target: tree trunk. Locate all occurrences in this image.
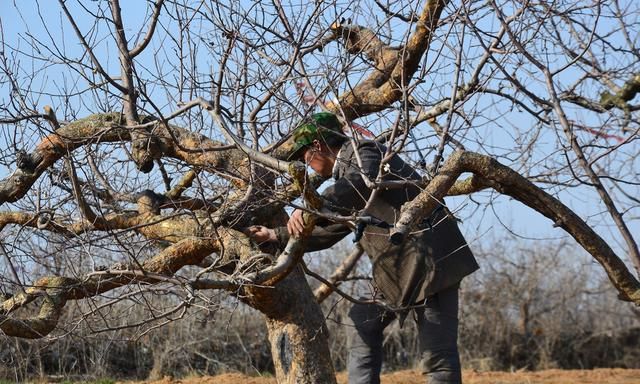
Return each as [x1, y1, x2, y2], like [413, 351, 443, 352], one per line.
[243, 266, 337, 384]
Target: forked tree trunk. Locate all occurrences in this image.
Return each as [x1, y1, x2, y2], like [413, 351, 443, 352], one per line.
[243, 266, 337, 384]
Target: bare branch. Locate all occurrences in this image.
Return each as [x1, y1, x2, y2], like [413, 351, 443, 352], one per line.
[314, 244, 364, 302]
[129, 0, 165, 58]
[58, 0, 127, 93]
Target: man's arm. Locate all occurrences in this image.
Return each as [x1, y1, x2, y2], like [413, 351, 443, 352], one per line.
[276, 219, 352, 252]
[248, 141, 382, 251]
[285, 141, 383, 248]
[246, 216, 351, 252]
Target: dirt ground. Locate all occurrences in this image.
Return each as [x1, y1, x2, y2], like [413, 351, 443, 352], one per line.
[126, 368, 640, 384]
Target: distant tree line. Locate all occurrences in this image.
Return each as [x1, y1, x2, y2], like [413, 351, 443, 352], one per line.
[1, 238, 638, 382]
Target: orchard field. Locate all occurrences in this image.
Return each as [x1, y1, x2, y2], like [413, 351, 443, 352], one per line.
[3, 2, 640, 384]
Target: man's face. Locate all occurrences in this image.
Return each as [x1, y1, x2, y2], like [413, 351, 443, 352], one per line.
[302, 141, 336, 177]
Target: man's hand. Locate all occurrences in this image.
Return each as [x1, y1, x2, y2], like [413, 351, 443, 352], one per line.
[245, 225, 277, 243]
[287, 209, 306, 238]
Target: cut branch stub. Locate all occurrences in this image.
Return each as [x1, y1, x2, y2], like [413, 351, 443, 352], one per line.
[330, 22, 400, 70]
[600, 73, 640, 110]
[131, 130, 163, 173]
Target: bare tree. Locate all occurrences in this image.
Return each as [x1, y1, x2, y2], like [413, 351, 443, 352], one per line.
[1, 0, 639, 382]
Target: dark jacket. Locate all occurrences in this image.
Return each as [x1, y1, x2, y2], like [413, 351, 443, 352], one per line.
[277, 140, 479, 312]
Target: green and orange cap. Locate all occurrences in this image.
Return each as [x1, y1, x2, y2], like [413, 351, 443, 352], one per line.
[285, 112, 345, 160]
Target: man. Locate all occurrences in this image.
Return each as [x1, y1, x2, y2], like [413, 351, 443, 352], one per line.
[249, 112, 478, 384]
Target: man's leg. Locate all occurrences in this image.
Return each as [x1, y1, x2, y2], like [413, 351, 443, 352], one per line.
[416, 284, 462, 384]
[346, 302, 396, 384]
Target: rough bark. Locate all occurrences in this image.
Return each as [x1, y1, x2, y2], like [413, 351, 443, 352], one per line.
[243, 267, 337, 384]
[5, 2, 637, 382]
[238, 170, 336, 384]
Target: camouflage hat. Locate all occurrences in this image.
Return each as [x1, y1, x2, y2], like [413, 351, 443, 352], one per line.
[285, 112, 344, 160]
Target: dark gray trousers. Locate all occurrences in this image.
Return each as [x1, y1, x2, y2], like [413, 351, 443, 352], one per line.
[346, 285, 461, 384]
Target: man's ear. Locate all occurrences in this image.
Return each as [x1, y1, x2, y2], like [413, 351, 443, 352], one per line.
[311, 139, 322, 151]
